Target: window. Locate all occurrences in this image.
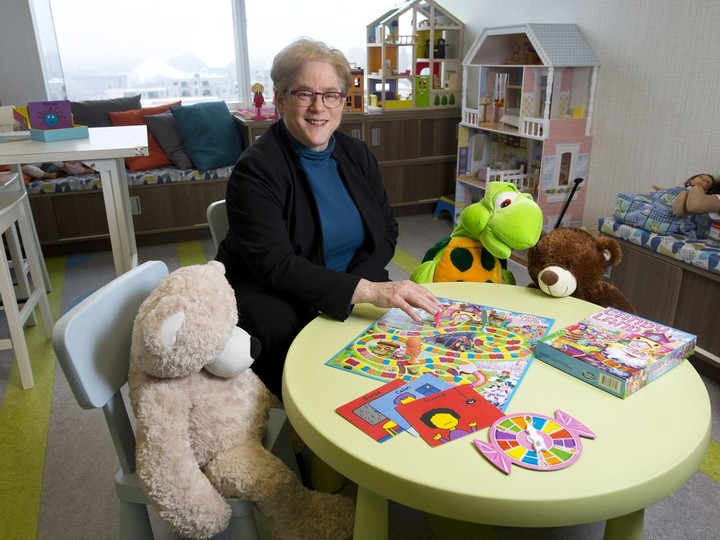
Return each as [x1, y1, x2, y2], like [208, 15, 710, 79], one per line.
[41, 0, 396, 108]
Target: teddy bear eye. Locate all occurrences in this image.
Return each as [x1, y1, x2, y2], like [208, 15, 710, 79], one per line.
[494, 191, 518, 210]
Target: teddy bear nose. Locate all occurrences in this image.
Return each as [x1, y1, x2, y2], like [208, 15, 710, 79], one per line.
[540, 269, 559, 286]
[250, 336, 262, 360]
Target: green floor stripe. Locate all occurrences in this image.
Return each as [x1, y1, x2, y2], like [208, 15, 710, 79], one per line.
[0, 256, 66, 538]
[425, 512, 499, 539]
[392, 247, 421, 275]
[177, 241, 209, 267]
[700, 439, 720, 482]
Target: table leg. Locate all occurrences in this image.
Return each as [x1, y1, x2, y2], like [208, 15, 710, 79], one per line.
[354, 486, 388, 540]
[93, 158, 138, 276]
[604, 508, 644, 540]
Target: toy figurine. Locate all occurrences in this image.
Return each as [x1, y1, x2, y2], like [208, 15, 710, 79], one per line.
[252, 83, 265, 120]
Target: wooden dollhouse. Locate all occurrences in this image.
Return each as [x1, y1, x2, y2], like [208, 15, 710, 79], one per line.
[346, 66, 365, 112]
[454, 24, 600, 230]
[366, 0, 463, 110]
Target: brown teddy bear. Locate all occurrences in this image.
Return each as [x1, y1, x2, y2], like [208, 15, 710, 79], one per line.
[128, 260, 354, 539]
[526, 227, 637, 313]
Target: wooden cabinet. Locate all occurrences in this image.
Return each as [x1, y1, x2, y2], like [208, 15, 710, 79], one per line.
[236, 108, 460, 214]
[29, 180, 227, 255]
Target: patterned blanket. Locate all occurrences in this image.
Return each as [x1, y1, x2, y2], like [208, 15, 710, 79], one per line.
[26, 165, 233, 194]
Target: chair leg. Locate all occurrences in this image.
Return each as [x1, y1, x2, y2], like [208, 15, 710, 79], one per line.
[17, 204, 53, 336]
[119, 500, 153, 540]
[227, 498, 260, 540]
[0, 245, 33, 388]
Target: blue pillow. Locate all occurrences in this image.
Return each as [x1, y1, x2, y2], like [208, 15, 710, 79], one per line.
[170, 102, 243, 172]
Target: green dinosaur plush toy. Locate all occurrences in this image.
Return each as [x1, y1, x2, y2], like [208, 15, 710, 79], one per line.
[411, 182, 543, 284]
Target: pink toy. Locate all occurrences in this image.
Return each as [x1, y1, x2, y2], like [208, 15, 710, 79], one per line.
[252, 83, 266, 120]
[474, 410, 595, 474]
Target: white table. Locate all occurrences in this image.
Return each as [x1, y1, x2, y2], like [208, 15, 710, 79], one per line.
[0, 126, 148, 275]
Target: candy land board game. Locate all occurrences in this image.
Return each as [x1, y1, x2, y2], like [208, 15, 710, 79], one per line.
[326, 298, 554, 411]
[535, 307, 696, 398]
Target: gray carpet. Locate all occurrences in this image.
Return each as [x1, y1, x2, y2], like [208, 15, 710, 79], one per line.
[1, 213, 718, 539]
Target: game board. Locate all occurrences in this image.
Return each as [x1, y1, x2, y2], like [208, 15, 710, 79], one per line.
[326, 298, 554, 411]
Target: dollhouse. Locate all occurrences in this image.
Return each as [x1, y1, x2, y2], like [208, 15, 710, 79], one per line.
[454, 24, 600, 230]
[346, 65, 365, 112]
[366, 0, 463, 110]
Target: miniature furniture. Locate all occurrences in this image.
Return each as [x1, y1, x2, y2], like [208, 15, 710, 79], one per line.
[206, 199, 228, 250]
[0, 190, 54, 389]
[51, 260, 299, 539]
[282, 282, 711, 540]
[454, 24, 600, 230]
[0, 126, 148, 275]
[366, 0, 463, 110]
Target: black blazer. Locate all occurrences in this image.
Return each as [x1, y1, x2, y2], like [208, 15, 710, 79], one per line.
[216, 121, 398, 320]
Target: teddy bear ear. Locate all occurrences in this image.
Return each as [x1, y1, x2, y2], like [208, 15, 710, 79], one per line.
[159, 310, 185, 348]
[141, 296, 186, 348]
[596, 236, 623, 266]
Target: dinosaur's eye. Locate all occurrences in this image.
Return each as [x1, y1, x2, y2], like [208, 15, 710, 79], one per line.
[494, 191, 518, 210]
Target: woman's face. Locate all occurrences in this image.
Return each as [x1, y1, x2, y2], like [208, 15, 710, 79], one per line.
[276, 60, 344, 152]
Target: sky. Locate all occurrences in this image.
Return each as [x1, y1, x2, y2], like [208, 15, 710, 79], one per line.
[48, 0, 402, 72]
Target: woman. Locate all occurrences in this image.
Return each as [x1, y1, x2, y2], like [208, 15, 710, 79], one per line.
[216, 38, 440, 397]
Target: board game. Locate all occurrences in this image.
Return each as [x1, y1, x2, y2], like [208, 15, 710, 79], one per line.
[535, 307, 696, 398]
[326, 298, 554, 411]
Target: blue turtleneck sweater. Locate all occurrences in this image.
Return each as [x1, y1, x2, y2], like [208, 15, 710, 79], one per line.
[292, 134, 365, 272]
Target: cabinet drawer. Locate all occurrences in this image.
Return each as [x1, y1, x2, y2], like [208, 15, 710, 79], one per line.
[367, 119, 419, 161]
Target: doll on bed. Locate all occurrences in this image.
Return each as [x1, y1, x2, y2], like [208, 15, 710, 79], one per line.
[656, 173, 720, 219]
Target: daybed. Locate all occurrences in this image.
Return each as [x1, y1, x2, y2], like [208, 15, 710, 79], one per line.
[599, 216, 720, 367]
[26, 96, 244, 255]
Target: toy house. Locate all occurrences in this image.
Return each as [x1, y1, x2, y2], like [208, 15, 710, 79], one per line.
[346, 66, 365, 112]
[366, 0, 463, 110]
[454, 24, 600, 230]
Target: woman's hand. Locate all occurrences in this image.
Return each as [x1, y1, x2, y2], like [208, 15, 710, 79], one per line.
[352, 279, 442, 323]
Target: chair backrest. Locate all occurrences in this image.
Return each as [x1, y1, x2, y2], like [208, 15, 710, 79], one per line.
[206, 199, 228, 250]
[52, 261, 169, 472]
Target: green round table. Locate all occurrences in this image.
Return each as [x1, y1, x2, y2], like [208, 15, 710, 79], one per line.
[282, 283, 710, 539]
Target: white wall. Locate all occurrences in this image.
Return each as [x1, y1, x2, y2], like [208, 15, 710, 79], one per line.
[443, 0, 720, 230]
[3, 0, 720, 231]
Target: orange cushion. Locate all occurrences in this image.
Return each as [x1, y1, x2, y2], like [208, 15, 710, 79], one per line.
[108, 102, 181, 171]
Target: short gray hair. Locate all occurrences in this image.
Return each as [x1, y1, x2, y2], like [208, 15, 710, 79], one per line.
[271, 37, 351, 95]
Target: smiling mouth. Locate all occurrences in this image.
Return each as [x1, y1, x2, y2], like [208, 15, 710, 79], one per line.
[306, 119, 327, 126]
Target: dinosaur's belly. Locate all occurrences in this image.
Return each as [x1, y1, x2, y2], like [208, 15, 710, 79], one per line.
[433, 237, 503, 283]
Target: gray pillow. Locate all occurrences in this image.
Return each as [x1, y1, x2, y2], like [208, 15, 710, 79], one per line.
[70, 95, 142, 127]
[144, 111, 194, 170]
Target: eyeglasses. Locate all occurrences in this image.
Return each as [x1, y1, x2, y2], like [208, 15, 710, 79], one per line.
[289, 90, 346, 109]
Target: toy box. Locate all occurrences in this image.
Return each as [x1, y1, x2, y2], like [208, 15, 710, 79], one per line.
[535, 307, 696, 398]
[13, 101, 88, 142]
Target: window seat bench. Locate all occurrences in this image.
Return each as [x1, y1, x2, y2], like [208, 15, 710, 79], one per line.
[27, 165, 231, 256]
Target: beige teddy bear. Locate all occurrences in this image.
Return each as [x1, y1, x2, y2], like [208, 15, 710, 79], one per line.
[128, 260, 354, 539]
